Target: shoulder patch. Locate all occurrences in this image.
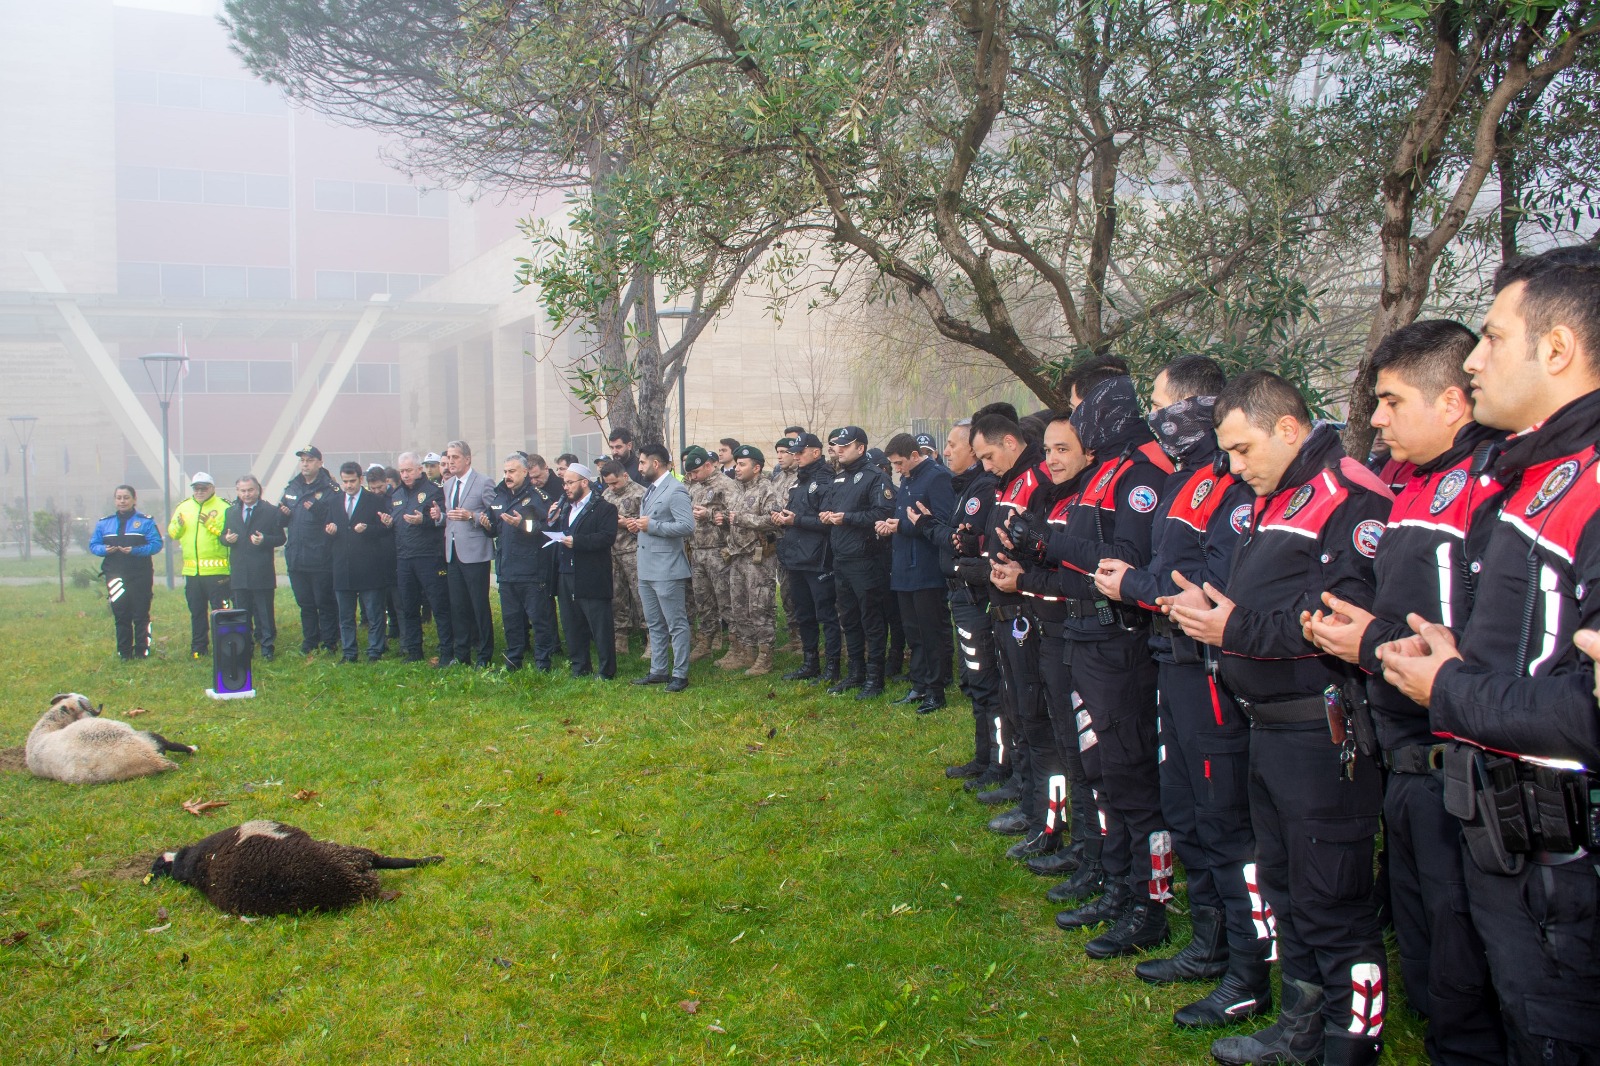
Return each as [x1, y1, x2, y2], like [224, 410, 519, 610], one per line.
[1093, 465, 1118, 493]
[1525, 459, 1580, 517]
[1190, 478, 1214, 510]
[1429, 469, 1467, 516]
[1127, 485, 1158, 513]
[808, 481, 817, 493]
[1230, 503, 1252, 534]
[1282, 484, 1314, 520]
[1353, 518, 1384, 558]
[853, 472, 862, 483]
[964, 496, 981, 515]
[882, 486, 894, 502]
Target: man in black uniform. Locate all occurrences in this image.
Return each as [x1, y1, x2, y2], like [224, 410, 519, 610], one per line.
[1380, 247, 1600, 1065]
[922, 420, 1002, 778]
[279, 445, 339, 654]
[1015, 378, 1175, 959]
[1304, 322, 1506, 1065]
[489, 452, 555, 671]
[772, 433, 841, 683]
[1166, 370, 1393, 1066]
[819, 427, 894, 699]
[1092, 358, 1259, 1026]
[391, 452, 453, 664]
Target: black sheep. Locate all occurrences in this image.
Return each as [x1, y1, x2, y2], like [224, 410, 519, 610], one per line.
[149, 820, 441, 916]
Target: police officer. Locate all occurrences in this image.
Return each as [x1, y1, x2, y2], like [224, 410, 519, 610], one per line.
[1380, 247, 1600, 1066]
[1303, 322, 1507, 1064]
[1091, 358, 1259, 1027]
[390, 452, 454, 664]
[883, 432, 955, 711]
[89, 484, 163, 660]
[820, 427, 894, 699]
[922, 420, 1002, 780]
[1020, 378, 1174, 960]
[1166, 370, 1392, 1066]
[279, 445, 339, 654]
[772, 433, 840, 683]
[770, 438, 802, 654]
[720, 444, 783, 676]
[683, 445, 736, 662]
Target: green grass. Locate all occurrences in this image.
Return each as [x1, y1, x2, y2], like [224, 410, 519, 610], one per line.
[0, 584, 1426, 1064]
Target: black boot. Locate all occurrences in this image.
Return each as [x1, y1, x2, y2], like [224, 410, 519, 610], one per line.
[1084, 897, 1170, 959]
[1046, 839, 1104, 902]
[987, 807, 1029, 835]
[1209, 978, 1323, 1065]
[1175, 933, 1273, 1029]
[827, 665, 863, 696]
[1055, 880, 1129, 931]
[1005, 829, 1059, 860]
[892, 687, 926, 705]
[855, 665, 884, 699]
[1321, 1034, 1382, 1066]
[783, 650, 820, 681]
[812, 656, 841, 686]
[975, 779, 1022, 805]
[964, 766, 1008, 792]
[915, 688, 946, 714]
[1026, 840, 1083, 877]
[944, 758, 986, 779]
[1135, 904, 1228, 984]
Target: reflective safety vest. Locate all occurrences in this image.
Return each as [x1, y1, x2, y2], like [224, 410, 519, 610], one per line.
[167, 496, 230, 577]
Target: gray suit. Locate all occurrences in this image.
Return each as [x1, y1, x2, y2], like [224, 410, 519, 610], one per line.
[636, 472, 695, 678]
[442, 467, 495, 665]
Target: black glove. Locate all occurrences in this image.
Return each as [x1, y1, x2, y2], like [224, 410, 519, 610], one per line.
[1007, 511, 1049, 566]
[953, 523, 983, 557]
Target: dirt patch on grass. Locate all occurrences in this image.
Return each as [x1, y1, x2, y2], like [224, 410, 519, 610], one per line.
[0, 746, 27, 772]
[110, 853, 161, 880]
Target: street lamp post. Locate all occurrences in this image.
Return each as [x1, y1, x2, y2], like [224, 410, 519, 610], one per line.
[658, 308, 694, 458]
[140, 352, 187, 590]
[8, 416, 37, 561]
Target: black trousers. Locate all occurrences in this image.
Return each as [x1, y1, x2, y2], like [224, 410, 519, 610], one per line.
[1249, 721, 1385, 1041]
[105, 568, 153, 658]
[558, 573, 614, 679]
[1157, 660, 1254, 944]
[446, 558, 493, 666]
[184, 574, 231, 654]
[788, 568, 840, 663]
[950, 592, 1001, 769]
[1384, 770, 1504, 1065]
[897, 587, 952, 691]
[396, 556, 453, 659]
[231, 586, 277, 656]
[833, 555, 887, 675]
[501, 579, 558, 669]
[1067, 631, 1166, 899]
[288, 567, 338, 652]
[1038, 625, 1097, 848]
[336, 587, 387, 660]
[995, 608, 1047, 832]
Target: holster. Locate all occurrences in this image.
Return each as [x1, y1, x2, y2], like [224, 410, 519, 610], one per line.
[1342, 679, 1379, 760]
[1442, 740, 1599, 875]
[1442, 742, 1526, 877]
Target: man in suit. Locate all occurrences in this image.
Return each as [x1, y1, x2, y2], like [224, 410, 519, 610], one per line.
[223, 475, 286, 661]
[626, 444, 696, 691]
[553, 463, 619, 679]
[489, 452, 557, 671]
[324, 460, 395, 662]
[441, 439, 495, 667]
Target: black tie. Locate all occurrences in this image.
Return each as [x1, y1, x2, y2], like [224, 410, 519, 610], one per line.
[243, 505, 252, 525]
[347, 494, 355, 519]
[451, 477, 462, 511]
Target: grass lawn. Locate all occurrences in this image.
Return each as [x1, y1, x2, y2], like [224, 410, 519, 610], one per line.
[0, 583, 1426, 1064]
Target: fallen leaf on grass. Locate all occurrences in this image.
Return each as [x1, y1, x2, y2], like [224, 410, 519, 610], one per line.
[678, 1000, 699, 1014]
[292, 789, 318, 802]
[707, 1023, 726, 1034]
[767, 727, 776, 738]
[1, 931, 27, 947]
[126, 707, 150, 717]
[484, 745, 500, 753]
[378, 890, 402, 903]
[492, 957, 512, 969]
[157, 907, 168, 921]
[181, 799, 229, 816]
[144, 923, 171, 934]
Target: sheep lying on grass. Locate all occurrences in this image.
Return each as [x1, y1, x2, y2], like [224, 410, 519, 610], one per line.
[149, 821, 442, 916]
[25, 693, 196, 784]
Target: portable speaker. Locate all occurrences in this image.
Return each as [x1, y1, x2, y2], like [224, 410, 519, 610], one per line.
[207, 608, 256, 700]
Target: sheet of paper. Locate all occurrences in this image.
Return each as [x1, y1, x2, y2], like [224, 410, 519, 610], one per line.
[543, 530, 566, 544]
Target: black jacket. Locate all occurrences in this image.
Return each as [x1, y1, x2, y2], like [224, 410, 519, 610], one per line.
[554, 492, 618, 600]
[279, 469, 337, 572]
[1218, 424, 1393, 704]
[778, 457, 833, 573]
[1356, 422, 1505, 750]
[823, 455, 894, 561]
[1432, 391, 1600, 767]
[489, 479, 552, 584]
[930, 462, 998, 591]
[223, 499, 286, 591]
[983, 444, 1046, 613]
[325, 488, 395, 592]
[389, 478, 447, 561]
[890, 457, 956, 591]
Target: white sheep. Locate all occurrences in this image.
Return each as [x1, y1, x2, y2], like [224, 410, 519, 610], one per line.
[25, 693, 196, 784]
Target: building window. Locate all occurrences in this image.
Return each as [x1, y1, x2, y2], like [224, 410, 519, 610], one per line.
[205, 360, 251, 393]
[248, 267, 291, 299]
[119, 261, 294, 300]
[250, 361, 294, 393]
[246, 174, 291, 209]
[159, 168, 203, 204]
[117, 69, 285, 116]
[314, 270, 356, 300]
[161, 264, 205, 298]
[313, 179, 447, 219]
[203, 171, 249, 206]
[117, 165, 160, 200]
[118, 262, 161, 297]
[157, 72, 203, 109]
[352, 182, 388, 214]
[118, 165, 290, 209]
[204, 265, 249, 299]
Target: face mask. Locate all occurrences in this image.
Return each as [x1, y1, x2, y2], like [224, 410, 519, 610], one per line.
[1147, 395, 1218, 462]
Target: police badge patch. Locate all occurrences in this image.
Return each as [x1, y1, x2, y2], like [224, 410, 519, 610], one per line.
[1282, 484, 1314, 520]
[964, 496, 981, 515]
[853, 472, 862, 483]
[1353, 519, 1384, 558]
[1128, 486, 1158, 513]
[1525, 459, 1580, 517]
[808, 481, 817, 493]
[1094, 465, 1117, 493]
[882, 486, 894, 502]
[1230, 504, 1252, 534]
[1429, 469, 1467, 516]
[1190, 479, 1214, 510]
